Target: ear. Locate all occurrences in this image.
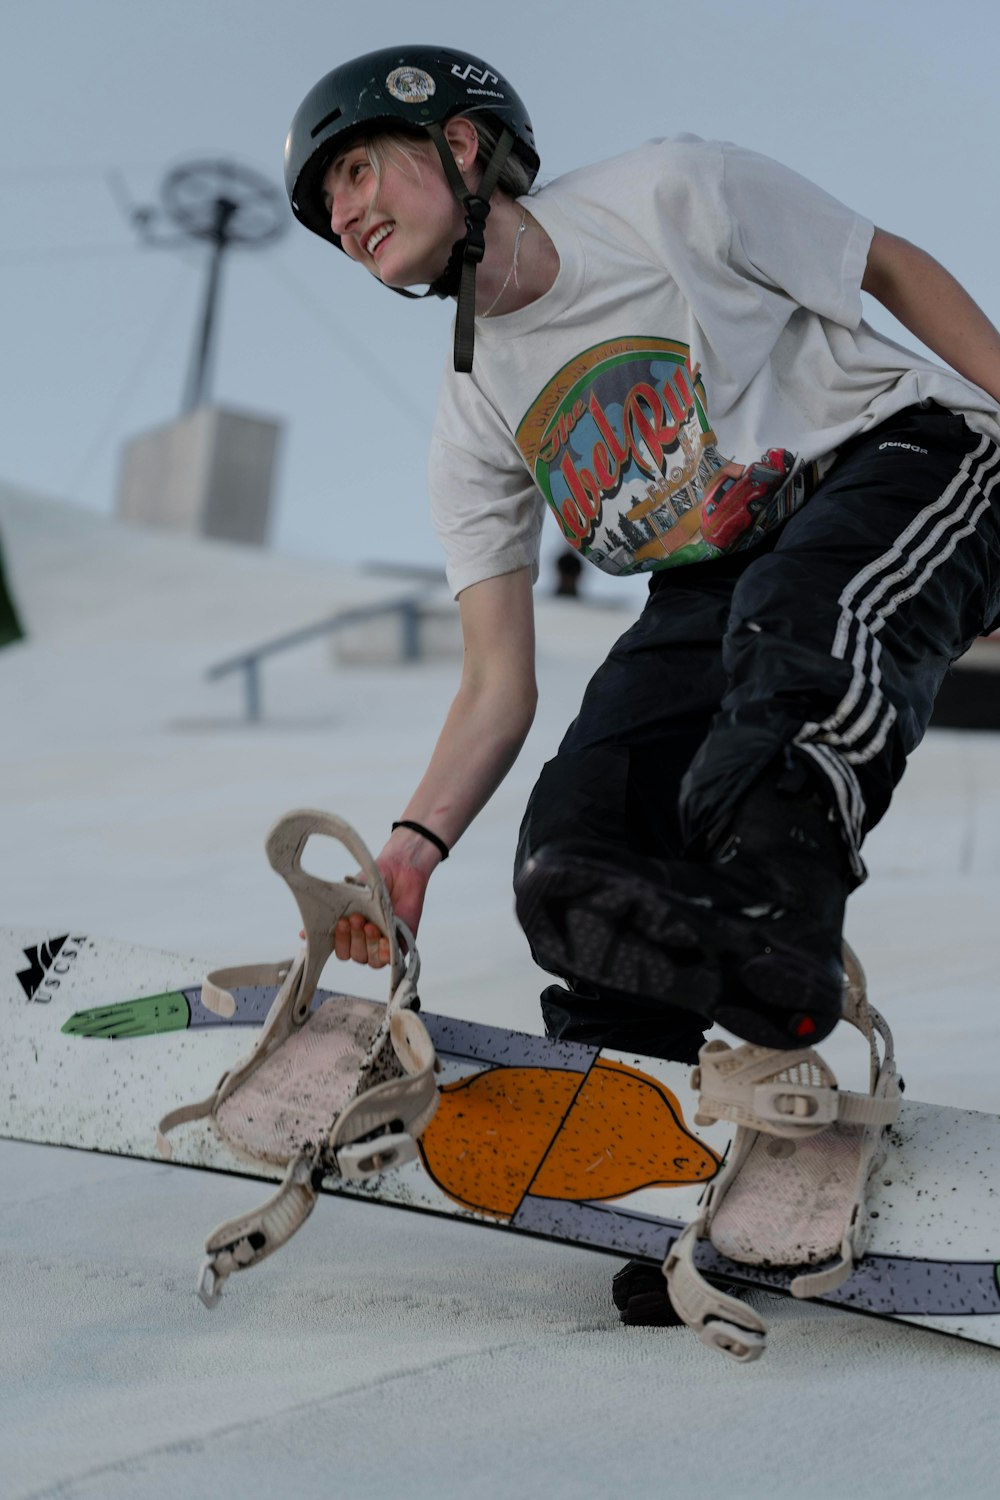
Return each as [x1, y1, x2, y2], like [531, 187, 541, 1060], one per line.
[442, 116, 481, 175]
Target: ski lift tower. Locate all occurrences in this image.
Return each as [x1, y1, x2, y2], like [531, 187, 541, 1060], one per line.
[117, 160, 288, 547]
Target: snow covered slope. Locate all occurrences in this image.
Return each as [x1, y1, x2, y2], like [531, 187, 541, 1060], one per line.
[3, 480, 1000, 1500]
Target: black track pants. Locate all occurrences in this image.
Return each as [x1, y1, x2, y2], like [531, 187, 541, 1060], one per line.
[516, 404, 1000, 1058]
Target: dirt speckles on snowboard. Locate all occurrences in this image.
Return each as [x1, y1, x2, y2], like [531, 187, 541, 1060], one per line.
[4, 926, 1000, 1348]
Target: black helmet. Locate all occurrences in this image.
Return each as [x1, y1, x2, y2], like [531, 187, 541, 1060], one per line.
[284, 46, 539, 371]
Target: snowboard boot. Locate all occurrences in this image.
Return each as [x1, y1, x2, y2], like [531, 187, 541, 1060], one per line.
[612, 1259, 686, 1326]
[514, 751, 853, 1049]
[612, 1259, 752, 1328]
[538, 980, 707, 1065]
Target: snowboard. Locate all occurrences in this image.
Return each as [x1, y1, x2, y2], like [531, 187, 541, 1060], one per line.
[4, 925, 1000, 1352]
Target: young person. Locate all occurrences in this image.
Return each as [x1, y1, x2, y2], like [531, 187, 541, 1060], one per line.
[284, 45, 1000, 1319]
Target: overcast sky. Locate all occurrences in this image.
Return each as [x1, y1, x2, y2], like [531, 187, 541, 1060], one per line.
[2, 0, 998, 583]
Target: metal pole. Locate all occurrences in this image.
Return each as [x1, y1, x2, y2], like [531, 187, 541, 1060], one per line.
[182, 197, 237, 414]
[400, 601, 422, 662]
[244, 659, 261, 723]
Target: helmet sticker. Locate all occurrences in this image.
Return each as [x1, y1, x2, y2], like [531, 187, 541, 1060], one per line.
[450, 64, 500, 86]
[386, 67, 437, 104]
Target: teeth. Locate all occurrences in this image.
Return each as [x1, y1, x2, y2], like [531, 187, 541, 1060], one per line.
[365, 223, 393, 255]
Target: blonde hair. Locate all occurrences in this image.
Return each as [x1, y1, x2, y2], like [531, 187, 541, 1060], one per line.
[460, 114, 537, 198]
[362, 117, 536, 204]
[363, 133, 428, 194]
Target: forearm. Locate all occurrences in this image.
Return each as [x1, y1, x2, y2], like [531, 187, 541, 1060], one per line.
[369, 568, 538, 942]
[338, 667, 535, 964]
[863, 229, 1000, 405]
[389, 668, 537, 873]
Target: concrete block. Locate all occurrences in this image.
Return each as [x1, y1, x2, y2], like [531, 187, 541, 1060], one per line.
[117, 405, 281, 546]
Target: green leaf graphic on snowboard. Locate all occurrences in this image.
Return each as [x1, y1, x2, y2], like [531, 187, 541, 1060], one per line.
[62, 992, 191, 1038]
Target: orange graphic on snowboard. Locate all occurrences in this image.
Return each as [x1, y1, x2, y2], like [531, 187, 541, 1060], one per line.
[418, 1057, 720, 1219]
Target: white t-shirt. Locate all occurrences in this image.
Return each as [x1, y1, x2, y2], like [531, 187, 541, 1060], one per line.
[427, 136, 1000, 598]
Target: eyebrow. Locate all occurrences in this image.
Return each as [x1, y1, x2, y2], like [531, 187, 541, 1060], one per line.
[322, 146, 365, 208]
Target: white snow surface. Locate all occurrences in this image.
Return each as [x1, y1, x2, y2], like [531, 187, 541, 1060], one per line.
[3, 480, 1000, 1499]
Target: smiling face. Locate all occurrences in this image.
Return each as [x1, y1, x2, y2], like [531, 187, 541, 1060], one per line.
[322, 134, 466, 289]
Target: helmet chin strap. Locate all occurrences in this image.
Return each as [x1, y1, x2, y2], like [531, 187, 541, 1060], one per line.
[387, 124, 516, 373]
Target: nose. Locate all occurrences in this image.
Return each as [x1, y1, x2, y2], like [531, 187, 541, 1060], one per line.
[329, 198, 352, 238]
[329, 181, 364, 240]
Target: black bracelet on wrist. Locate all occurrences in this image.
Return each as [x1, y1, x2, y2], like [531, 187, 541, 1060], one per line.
[391, 820, 450, 861]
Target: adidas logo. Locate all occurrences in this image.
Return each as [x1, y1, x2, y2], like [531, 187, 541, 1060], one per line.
[17, 935, 86, 1002]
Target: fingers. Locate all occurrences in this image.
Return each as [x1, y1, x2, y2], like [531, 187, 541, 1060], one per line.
[333, 912, 390, 968]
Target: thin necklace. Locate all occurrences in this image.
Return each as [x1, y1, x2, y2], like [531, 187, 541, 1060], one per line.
[480, 207, 527, 318]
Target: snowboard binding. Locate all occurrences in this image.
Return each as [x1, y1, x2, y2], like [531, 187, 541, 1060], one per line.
[664, 944, 901, 1361]
[156, 810, 439, 1307]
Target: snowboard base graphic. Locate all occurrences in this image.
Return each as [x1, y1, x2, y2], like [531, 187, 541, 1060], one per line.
[4, 927, 1000, 1350]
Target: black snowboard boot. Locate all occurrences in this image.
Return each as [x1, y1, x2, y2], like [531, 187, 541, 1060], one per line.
[538, 979, 707, 1065]
[612, 1259, 686, 1326]
[611, 1259, 752, 1328]
[515, 751, 853, 1049]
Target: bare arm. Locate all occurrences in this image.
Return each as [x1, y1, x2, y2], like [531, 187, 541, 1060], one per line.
[862, 228, 1000, 404]
[336, 566, 538, 965]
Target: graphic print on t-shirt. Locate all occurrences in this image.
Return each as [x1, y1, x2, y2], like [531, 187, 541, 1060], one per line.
[516, 337, 733, 575]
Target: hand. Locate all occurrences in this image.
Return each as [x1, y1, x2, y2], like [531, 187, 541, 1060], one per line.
[332, 854, 431, 970]
[333, 908, 392, 969]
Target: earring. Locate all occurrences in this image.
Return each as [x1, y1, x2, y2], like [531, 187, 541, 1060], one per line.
[458, 156, 465, 167]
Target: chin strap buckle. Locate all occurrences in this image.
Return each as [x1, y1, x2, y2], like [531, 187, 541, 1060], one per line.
[462, 196, 490, 263]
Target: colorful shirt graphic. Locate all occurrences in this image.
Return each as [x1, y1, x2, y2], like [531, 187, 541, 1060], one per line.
[429, 139, 1000, 599]
[516, 338, 731, 575]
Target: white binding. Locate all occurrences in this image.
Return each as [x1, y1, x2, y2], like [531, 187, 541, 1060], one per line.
[156, 810, 439, 1304]
[663, 944, 900, 1359]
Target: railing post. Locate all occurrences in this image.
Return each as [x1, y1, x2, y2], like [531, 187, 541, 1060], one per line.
[400, 601, 421, 662]
[245, 659, 261, 722]
[206, 591, 438, 718]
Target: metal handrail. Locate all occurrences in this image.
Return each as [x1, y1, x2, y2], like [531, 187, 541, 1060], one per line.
[206, 593, 429, 721]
